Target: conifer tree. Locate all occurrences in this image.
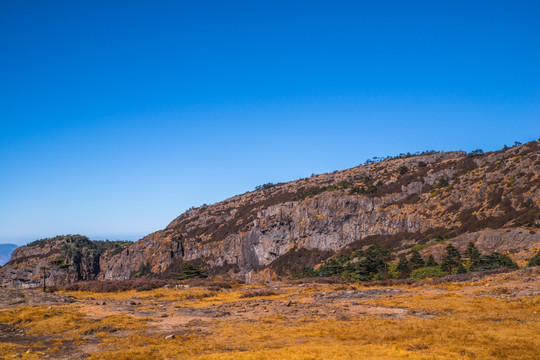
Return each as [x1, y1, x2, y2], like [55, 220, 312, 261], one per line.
[396, 254, 411, 278]
[409, 250, 425, 270]
[441, 243, 462, 273]
[456, 263, 468, 274]
[425, 254, 438, 267]
[464, 241, 482, 271]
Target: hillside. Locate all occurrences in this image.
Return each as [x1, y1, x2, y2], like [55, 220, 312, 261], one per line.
[1, 141, 539, 287]
[0, 236, 129, 288]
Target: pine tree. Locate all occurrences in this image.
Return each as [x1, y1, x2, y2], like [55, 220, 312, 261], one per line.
[426, 254, 438, 267]
[456, 263, 468, 274]
[396, 254, 411, 278]
[464, 242, 482, 271]
[441, 243, 462, 273]
[409, 250, 425, 270]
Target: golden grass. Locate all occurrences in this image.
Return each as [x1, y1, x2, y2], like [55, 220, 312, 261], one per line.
[90, 308, 539, 360]
[83, 286, 539, 360]
[1, 280, 538, 359]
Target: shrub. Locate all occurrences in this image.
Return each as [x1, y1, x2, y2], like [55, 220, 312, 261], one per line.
[399, 166, 409, 175]
[294, 266, 318, 278]
[255, 183, 276, 191]
[507, 176, 515, 186]
[434, 178, 449, 188]
[131, 262, 152, 278]
[409, 266, 447, 280]
[467, 149, 484, 157]
[475, 253, 518, 271]
[418, 161, 427, 167]
[528, 251, 540, 266]
[425, 254, 438, 267]
[387, 263, 399, 278]
[170, 263, 207, 280]
[50, 259, 65, 266]
[317, 259, 345, 277]
[365, 184, 377, 194]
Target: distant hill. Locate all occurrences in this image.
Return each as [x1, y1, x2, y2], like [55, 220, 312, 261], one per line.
[0, 244, 18, 266]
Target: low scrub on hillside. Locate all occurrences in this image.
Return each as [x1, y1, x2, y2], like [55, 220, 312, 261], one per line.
[294, 242, 523, 282]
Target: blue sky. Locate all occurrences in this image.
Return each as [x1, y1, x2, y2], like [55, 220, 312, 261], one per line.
[1, 1, 539, 245]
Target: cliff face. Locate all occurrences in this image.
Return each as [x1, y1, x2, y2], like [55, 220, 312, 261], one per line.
[2, 142, 539, 286]
[0, 236, 127, 288]
[99, 141, 540, 281]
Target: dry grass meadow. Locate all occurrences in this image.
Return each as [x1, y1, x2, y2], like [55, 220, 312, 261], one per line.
[0, 268, 538, 360]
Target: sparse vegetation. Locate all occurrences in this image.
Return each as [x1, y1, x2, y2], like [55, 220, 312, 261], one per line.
[528, 250, 540, 266]
[170, 262, 207, 280]
[434, 178, 449, 188]
[131, 262, 152, 278]
[398, 165, 409, 175]
[255, 182, 277, 191]
[409, 266, 446, 280]
[0, 269, 538, 359]
[467, 148, 484, 157]
[294, 241, 522, 283]
[362, 150, 440, 165]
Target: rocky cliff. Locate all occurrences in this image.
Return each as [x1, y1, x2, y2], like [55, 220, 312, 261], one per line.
[0, 235, 128, 288]
[99, 141, 540, 281]
[2, 141, 539, 286]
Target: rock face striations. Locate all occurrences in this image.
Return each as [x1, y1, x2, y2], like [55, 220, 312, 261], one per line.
[2, 141, 540, 286]
[0, 235, 128, 288]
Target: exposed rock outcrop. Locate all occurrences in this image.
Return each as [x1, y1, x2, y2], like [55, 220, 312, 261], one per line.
[98, 141, 540, 281]
[2, 141, 539, 286]
[0, 235, 128, 288]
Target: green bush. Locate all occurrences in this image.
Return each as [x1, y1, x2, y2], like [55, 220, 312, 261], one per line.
[434, 178, 449, 188]
[387, 263, 399, 279]
[409, 266, 447, 280]
[528, 251, 540, 266]
[171, 263, 207, 280]
[255, 182, 276, 191]
[399, 166, 409, 175]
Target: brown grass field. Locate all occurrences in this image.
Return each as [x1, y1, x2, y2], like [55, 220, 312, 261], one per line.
[0, 268, 538, 359]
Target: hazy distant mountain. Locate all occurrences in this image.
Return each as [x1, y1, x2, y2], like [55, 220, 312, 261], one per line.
[0, 244, 18, 266]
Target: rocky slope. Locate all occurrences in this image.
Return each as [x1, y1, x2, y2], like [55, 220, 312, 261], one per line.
[0, 235, 128, 288]
[2, 141, 539, 286]
[99, 141, 540, 281]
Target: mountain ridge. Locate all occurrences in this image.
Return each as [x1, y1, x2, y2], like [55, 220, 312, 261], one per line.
[1, 141, 539, 287]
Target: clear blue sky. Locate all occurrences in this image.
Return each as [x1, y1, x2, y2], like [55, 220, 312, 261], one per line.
[1, 1, 539, 245]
